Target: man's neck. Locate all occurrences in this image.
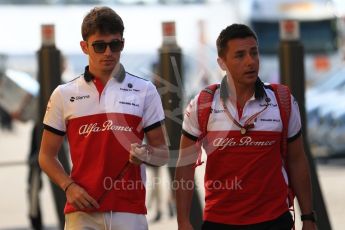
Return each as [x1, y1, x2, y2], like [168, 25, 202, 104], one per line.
[97, 72, 112, 85]
[89, 68, 112, 85]
[228, 82, 255, 108]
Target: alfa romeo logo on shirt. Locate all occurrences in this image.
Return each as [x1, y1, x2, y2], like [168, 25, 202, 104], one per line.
[213, 137, 276, 150]
[79, 120, 133, 137]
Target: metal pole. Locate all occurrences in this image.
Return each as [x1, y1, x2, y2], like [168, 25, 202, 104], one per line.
[158, 22, 203, 229]
[279, 20, 332, 230]
[37, 24, 70, 230]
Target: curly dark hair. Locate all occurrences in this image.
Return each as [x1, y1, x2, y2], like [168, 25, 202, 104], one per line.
[81, 6, 124, 41]
[216, 24, 258, 58]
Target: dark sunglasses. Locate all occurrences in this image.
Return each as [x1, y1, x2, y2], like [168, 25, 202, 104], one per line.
[91, 39, 124, 53]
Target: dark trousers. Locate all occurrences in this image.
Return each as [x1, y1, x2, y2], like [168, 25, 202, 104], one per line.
[202, 211, 293, 230]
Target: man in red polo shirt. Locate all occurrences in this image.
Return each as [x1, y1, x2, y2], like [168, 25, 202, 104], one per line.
[39, 6, 169, 229]
[175, 24, 316, 230]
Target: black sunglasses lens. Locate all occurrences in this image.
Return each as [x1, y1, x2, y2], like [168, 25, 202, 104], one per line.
[92, 40, 123, 53]
[109, 40, 123, 52]
[93, 42, 107, 53]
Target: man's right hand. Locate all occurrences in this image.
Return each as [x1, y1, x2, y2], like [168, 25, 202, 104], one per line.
[65, 183, 100, 210]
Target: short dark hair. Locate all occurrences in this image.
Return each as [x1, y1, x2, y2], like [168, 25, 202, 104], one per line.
[216, 24, 258, 58]
[81, 6, 124, 41]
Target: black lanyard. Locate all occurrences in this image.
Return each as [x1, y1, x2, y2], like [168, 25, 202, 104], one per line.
[221, 97, 269, 135]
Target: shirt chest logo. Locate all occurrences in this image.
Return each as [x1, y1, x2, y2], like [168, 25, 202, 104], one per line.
[213, 136, 277, 150]
[118, 101, 140, 107]
[70, 95, 90, 102]
[79, 120, 133, 137]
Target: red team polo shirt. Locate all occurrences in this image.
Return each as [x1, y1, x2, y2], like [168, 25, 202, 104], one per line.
[43, 64, 165, 214]
[182, 78, 302, 225]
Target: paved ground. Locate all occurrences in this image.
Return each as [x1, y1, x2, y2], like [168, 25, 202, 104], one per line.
[0, 121, 344, 229]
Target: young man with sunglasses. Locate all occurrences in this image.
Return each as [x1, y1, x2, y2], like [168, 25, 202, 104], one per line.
[39, 6, 169, 229]
[175, 24, 316, 230]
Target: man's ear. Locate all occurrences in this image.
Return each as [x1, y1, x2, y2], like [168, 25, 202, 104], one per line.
[217, 57, 227, 71]
[80, 41, 89, 55]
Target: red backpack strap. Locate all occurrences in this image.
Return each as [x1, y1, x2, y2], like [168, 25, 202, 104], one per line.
[194, 84, 219, 168]
[271, 83, 291, 160]
[271, 83, 295, 222]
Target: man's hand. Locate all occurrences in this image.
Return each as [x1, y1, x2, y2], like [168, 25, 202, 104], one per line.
[65, 183, 99, 210]
[129, 143, 151, 165]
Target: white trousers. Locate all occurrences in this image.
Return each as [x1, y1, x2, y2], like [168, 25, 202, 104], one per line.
[65, 211, 148, 230]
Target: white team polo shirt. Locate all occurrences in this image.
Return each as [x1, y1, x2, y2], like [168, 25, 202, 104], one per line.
[182, 77, 302, 225]
[43, 64, 165, 214]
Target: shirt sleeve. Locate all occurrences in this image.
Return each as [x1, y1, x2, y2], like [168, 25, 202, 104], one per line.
[142, 82, 165, 132]
[287, 94, 302, 140]
[43, 86, 66, 135]
[182, 94, 201, 140]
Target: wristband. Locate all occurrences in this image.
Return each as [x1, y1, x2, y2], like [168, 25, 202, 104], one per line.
[64, 181, 75, 193]
[301, 211, 317, 222]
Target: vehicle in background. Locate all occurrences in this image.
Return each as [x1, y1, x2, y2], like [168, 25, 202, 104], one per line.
[306, 68, 345, 157]
[306, 66, 345, 145]
[242, 0, 343, 85]
[328, 107, 345, 155]
[0, 56, 39, 122]
[312, 90, 345, 156]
